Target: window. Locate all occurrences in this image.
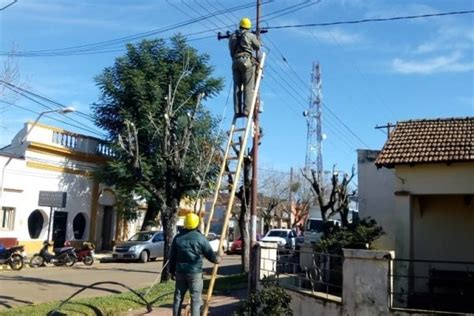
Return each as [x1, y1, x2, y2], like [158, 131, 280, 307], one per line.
[28, 210, 45, 239]
[73, 213, 87, 239]
[1, 207, 15, 230]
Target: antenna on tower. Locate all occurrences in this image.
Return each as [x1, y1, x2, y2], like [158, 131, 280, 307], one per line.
[304, 62, 323, 184]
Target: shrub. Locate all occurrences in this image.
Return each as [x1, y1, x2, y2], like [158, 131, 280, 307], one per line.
[233, 282, 293, 316]
[315, 217, 384, 254]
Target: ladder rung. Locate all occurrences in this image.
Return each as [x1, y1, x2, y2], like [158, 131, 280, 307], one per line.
[227, 156, 239, 160]
[233, 128, 246, 133]
[225, 171, 236, 175]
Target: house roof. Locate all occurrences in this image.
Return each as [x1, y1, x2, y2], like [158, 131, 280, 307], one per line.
[375, 117, 474, 168]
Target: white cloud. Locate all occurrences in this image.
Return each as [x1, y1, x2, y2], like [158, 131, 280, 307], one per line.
[311, 28, 362, 44]
[392, 52, 474, 74]
[288, 27, 362, 45]
[414, 25, 474, 54]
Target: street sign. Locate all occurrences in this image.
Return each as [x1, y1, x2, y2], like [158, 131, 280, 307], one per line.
[38, 191, 67, 208]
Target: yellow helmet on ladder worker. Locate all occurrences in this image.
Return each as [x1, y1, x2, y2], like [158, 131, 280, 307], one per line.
[240, 17, 252, 30]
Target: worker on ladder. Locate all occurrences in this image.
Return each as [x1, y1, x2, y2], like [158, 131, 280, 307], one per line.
[168, 213, 220, 316]
[229, 17, 261, 118]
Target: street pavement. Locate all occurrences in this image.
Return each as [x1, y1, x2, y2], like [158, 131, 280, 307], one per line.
[0, 254, 242, 310]
[126, 289, 247, 316]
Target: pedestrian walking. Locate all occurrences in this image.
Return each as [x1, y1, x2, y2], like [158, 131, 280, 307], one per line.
[168, 213, 220, 316]
[229, 17, 261, 118]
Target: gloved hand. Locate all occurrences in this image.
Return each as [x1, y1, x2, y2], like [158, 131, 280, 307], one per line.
[215, 256, 221, 264]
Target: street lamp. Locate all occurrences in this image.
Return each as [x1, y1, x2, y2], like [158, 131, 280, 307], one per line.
[21, 107, 75, 143]
[0, 107, 75, 211]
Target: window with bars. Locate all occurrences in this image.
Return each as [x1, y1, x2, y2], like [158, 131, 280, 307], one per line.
[1, 207, 15, 230]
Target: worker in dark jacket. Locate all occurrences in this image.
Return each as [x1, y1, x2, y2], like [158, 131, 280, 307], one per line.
[169, 213, 220, 316]
[229, 17, 261, 118]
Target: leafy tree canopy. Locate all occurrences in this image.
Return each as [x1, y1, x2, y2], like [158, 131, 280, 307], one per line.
[93, 35, 224, 226]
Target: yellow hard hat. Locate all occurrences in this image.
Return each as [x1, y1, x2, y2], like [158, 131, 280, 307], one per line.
[240, 17, 251, 30]
[184, 213, 200, 230]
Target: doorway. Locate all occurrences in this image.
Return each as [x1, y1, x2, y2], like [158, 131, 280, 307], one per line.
[53, 211, 68, 248]
[101, 206, 114, 250]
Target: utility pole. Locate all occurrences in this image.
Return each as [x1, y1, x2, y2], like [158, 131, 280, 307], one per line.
[304, 62, 323, 184]
[289, 167, 293, 229]
[250, 0, 262, 294]
[375, 122, 396, 140]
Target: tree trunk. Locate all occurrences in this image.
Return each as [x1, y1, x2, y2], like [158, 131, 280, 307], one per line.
[239, 202, 250, 273]
[141, 198, 160, 231]
[236, 155, 252, 273]
[160, 197, 179, 282]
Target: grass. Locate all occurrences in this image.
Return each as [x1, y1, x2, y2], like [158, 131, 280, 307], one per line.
[0, 274, 248, 316]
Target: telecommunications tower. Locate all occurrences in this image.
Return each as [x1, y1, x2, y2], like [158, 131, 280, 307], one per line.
[304, 62, 323, 184]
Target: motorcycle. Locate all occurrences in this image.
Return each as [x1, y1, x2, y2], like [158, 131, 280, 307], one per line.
[72, 241, 95, 266]
[0, 245, 26, 270]
[29, 241, 77, 267]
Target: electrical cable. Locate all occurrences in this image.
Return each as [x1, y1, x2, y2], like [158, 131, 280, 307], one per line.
[2, 1, 271, 57]
[265, 10, 474, 29]
[0, 81, 106, 137]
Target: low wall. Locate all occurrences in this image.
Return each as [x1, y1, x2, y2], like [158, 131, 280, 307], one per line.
[259, 244, 454, 316]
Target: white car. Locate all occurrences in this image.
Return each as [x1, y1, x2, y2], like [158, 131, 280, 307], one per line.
[261, 229, 297, 250]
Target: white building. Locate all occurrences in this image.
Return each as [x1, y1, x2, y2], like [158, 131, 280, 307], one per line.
[0, 121, 121, 254]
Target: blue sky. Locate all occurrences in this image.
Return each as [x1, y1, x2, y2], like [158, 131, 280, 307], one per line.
[0, 0, 473, 177]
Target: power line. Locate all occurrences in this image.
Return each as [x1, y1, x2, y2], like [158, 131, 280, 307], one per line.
[266, 10, 474, 29]
[0, 84, 106, 137]
[0, 98, 104, 137]
[0, 0, 17, 11]
[1, 1, 267, 57]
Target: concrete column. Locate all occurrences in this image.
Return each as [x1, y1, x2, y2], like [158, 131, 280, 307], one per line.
[259, 242, 278, 285]
[343, 249, 395, 316]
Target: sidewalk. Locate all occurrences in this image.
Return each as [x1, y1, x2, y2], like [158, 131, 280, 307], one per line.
[125, 289, 246, 316]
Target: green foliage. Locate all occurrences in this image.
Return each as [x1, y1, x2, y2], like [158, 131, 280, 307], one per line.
[234, 282, 293, 316]
[315, 217, 384, 254]
[92, 35, 224, 220]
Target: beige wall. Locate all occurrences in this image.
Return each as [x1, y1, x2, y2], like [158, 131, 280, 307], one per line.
[413, 195, 474, 262]
[359, 150, 474, 261]
[357, 150, 397, 250]
[395, 162, 474, 195]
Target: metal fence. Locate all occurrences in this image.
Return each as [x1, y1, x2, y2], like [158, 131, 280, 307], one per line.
[260, 247, 343, 301]
[391, 258, 474, 313]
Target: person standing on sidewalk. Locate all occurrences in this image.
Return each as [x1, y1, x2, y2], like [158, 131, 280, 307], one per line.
[168, 213, 220, 316]
[229, 17, 261, 118]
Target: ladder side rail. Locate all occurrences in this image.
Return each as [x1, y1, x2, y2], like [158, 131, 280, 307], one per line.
[203, 53, 266, 315]
[204, 123, 237, 236]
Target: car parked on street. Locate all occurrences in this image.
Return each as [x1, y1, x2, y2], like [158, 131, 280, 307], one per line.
[261, 229, 297, 251]
[206, 233, 229, 254]
[112, 231, 164, 263]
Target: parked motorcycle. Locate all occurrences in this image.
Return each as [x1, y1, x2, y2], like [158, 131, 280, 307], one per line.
[29, 241, 77, 267]
[71, 241, 95, 266]
[0, 245, 26, 270]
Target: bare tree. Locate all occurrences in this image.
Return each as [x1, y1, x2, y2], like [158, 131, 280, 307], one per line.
[258, 169, 291, 234]
[303, 165, 356, 227]
[291, 198, 310, 233]
[0, 48, 23, 100]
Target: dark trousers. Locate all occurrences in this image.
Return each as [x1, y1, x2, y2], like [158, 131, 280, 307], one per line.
[232, 57, 255, 116]
[173, 273, 203, 316]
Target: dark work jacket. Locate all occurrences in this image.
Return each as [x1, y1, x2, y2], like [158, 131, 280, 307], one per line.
[228, 29, 260, 59]
[168, 229, 218, 275]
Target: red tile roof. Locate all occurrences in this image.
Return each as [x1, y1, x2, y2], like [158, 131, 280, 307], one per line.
[375, 117, 474, 168]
